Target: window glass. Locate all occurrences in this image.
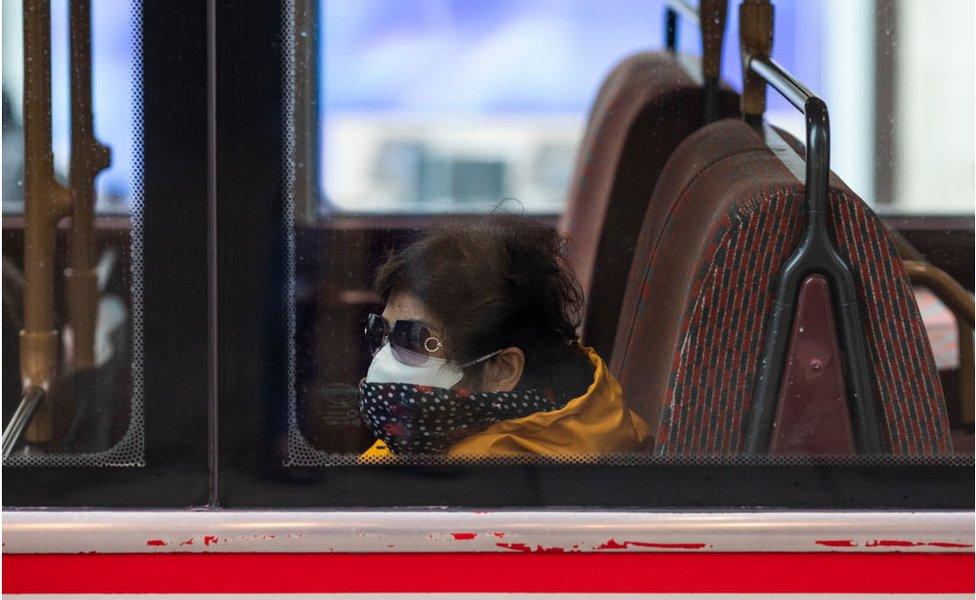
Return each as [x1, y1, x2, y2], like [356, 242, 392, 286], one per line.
[284, 0, 974, 467]
[741, 0, 975, 215]
[318, 0, 975, 216]
[319, 0, 661, 215]
[3, 0, 139, 214]
[2, 0, 145, 466]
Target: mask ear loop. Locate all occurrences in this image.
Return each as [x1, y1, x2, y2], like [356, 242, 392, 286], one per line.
[458, 348, 505, 369]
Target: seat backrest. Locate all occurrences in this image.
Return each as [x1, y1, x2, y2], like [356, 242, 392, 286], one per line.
[560, 52, 739, 361]
[611, 118, 951, 455]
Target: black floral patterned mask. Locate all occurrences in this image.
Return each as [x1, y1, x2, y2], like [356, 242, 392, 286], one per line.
[358, 381, 568, 454]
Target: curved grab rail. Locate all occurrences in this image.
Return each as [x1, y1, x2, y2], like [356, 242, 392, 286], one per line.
[904, 260, 975, 428]
[904, 261, 975, 330]
[739, 59, 884, 452]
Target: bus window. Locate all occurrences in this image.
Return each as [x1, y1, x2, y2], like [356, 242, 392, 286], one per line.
[2, 0, 138, 214]
[3, 0, 210, 507]
[2, 0, 145, 465]
[278, 0, 974, 467]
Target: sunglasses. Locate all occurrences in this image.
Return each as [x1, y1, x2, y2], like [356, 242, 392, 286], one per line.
[364, 313, 445, 366]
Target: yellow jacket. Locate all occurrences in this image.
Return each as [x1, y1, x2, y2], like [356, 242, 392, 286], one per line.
[361, 346, 650, 459]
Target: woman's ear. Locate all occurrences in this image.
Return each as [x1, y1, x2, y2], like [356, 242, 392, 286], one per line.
[483, 347, 524, 392]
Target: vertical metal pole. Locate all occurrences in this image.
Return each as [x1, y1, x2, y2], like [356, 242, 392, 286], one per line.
[21, 0, 73, 443]
[738, 0, 773, 129]
[67, 0, 111, 371]
[700, 0, 728, 124]
[665, 7, 678, 52]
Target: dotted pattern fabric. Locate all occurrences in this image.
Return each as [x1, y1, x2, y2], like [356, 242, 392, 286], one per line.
[359, 382, 564, 454]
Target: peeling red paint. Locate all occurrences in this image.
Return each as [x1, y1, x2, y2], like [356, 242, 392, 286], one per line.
[865, 539, 974, 549]
[202, 536, 220, 547]
[816, 539, 857, 548]
[492, 532, 506, 538]
[179, 538, 194, 546]
[145, 539, 167, 547]
[451, 532, 477, 540]
[866, 539, 919, 548]
[926, 542, 973, 548]
[494, 542, 579, 553]
[594, 538, 707, 550]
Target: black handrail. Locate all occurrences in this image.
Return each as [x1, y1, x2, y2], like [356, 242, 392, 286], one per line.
[664, 7, 678, 52]
[2, 387, 45, 459]
[742, 55, 885, 454]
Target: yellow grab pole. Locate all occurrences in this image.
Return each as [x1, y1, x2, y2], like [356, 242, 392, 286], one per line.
[21, 0, 73, 443]
[67, 0, 111, 371]
[738, 0, 774, 126]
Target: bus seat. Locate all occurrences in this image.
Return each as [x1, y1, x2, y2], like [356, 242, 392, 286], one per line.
[773, 125, 971, 439]
[611, 118, 951, 455]
[560, 52, 739, 361]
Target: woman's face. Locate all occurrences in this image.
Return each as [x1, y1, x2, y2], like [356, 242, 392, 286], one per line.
[381, 291, 524, 393]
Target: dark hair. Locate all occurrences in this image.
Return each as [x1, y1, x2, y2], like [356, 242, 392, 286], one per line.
[374, 215, 592, 393]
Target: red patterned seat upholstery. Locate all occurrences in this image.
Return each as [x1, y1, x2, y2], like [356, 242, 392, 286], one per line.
[560, 52, 739, 361]
[611, 118, 951, 455]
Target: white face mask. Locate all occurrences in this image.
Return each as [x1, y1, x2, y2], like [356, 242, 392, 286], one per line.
[365, 343, 502, 389]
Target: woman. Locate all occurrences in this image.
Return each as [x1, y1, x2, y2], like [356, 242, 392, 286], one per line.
[359, 215, 649, 458]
